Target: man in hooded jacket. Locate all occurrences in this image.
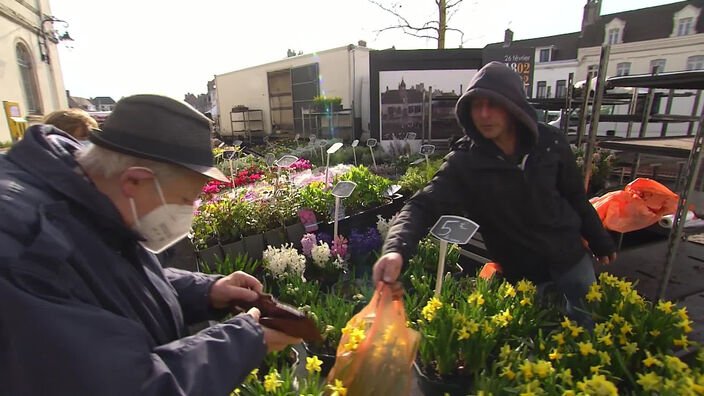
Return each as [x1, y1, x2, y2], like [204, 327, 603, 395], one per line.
[373, 62, 616, 324]
[0, 95, 299, 395]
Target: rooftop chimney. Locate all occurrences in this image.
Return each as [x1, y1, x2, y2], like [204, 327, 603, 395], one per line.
[358, 40, 367, 47]
[503, 29, 513, 47]
[581, 0, 602, 31]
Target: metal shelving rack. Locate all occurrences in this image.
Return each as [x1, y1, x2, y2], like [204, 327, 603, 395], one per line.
[230, 108, 264, 142]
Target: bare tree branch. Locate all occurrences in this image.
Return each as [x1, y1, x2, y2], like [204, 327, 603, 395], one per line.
[446, 0, 464, 8]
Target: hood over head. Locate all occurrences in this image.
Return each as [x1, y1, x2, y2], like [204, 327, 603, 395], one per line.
[455, 61, 539, 146]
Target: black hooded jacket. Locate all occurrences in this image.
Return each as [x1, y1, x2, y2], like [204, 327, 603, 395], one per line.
[383, 62, 616, 282]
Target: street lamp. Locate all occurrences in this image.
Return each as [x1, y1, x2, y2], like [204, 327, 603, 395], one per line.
[39, 17, 73, 64]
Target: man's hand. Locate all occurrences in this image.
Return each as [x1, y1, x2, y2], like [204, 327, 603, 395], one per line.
[598, 252, 617, 266]
[209, 271, 263, 310]
[372, 252, 403, 285]
[246, 307, 301, 353]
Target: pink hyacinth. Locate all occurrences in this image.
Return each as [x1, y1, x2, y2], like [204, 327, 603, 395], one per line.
[301, 233, 317, 257]
[331, 235, 348, 258]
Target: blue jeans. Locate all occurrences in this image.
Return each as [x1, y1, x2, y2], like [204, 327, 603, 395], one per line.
[539, 252, 597, 330]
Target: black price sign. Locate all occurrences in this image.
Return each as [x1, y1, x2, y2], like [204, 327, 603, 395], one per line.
[331, 181, 357, 198]
[276, 155, 298, 168]
[405, 132, 416, 140]
[420, 144, 435, 156]
[366, 138, 377, 148]
[222, 150, 237, 160]
[430, 215, 479, 245]
[309, 135, 317, 143]
[233, 140, 243, 147]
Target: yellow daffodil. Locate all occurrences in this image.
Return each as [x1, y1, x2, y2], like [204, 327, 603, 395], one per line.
[549, 348, 562, 361]
[571, 326, 584, 338]
[664, 355, 689, 371]
[636, 371, 662, 392]
[560, 369, 573, 385]
[327, 379, 347, 396]
[586, 283, 603, 302]
[468, 291, 485, 306]
[649, 329, 661, 337]
[620, 322, 633, 335]
[552, 333, 566, 345]
[519, 361, 534, 379]
[590, 365, 602, 373]
[655, 300, 674, 313]
[597, 333, 613, 346]
[499, 344, 512, 360]
[642, 351, 662, 368]
[577, 374, 619, 395]
[517, 279, 536, 294]
[534, 360, 553, 378]
[520, 297, 532, 306]
[676, 319, 694, 333]
[622, 342, 638, 355]
[264, 370, 282, 392]
[505, 284, 516, 297]
[677, 307, 689, 321]
[501, 366, 516, 380]
[610, 313, 624, 324]
[457, 326, 470, 340]
[673, 335, 690, 348]
[305, 356, 322, 374]
[578, 341, 596, 356]
[421, 297, 443, 321]
[563, 391, 576, 396]
[561, 317, 573, 329]
[598, 351, 611, 366]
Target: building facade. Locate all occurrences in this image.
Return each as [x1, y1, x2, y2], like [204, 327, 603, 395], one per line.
[0, 0, 68, 142]
[215, 44, 370, 140]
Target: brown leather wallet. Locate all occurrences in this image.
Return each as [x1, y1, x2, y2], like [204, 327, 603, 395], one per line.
[231, 293, 323, 343]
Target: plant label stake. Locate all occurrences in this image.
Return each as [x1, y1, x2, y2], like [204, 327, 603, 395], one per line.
[383, 184, 401, 199]
[351, 139, 359, 166]
[265, 153, 276, 170]
[232, 140, 243, 172]
[420, 144, 435, 167]
[223, 150, 237, 185]
[367, 138, 378, 170]
[405, 132, 416, 140]
[274, 155, 298, 192]
[429, 215, 479, 297]
[331, 181, 357, 238]
[294, 133, 300, 146]
[325, 142, 343, 186]
[410, 158, 425, 166]
[318, 139, 328, 166]
[263, 135, 270, 147]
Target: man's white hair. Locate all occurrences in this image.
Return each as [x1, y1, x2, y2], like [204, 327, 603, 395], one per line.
[76, 145, 190, 181]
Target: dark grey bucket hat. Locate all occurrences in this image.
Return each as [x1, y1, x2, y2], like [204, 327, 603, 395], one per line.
[88, 94, 228, 182]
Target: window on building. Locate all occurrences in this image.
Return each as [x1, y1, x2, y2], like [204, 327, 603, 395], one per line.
[555, 80, 567, 98]
[16, 43, 41, 115]
[536, 81, 547, 98]
[587, 64, 599, 78]
[607, 28, 620, 45]
[539, 48, 551, 63]
[616, 62, 631, 76]
[687, 55, 704, 70]
[678, 17, 693, 36]
[649, 59, 666, 74]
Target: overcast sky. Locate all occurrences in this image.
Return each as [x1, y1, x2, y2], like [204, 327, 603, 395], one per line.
[50, 0, 677, 101]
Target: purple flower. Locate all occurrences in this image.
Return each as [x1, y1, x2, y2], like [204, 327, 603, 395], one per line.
[316, 231, 333, 246]
[348, 227, 382, 258]
[301, 233, 317, 257]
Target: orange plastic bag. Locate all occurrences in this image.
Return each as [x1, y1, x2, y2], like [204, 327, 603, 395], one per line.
[326, 283, 420, 395]
[589, 178, 680, 233]
[479, 262, 503, 280]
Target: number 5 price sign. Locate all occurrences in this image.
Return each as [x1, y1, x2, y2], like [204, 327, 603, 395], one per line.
[429, 215, 479, 297]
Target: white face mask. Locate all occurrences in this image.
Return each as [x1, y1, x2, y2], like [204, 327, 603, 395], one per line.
[128, 176, 195, 254]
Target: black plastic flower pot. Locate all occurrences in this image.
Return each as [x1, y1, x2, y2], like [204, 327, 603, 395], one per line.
[413, 362, 471, 396]
[244, 234, 265, 260]
[303, 342, 336, 378]
[196, 244, 223, 271]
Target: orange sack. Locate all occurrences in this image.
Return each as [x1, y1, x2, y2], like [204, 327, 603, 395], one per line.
[589, 178, 681, 233]
[326, 283, 420, 395]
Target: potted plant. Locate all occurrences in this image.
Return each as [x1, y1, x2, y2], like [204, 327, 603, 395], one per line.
[303, 291, 357, 377]
[190, 201, 224, 269]
[241, 200, 267, 259]
[300, 233, 347, 288]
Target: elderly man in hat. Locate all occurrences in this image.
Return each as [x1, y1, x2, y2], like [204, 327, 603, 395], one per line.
[0, 95, 299, 395]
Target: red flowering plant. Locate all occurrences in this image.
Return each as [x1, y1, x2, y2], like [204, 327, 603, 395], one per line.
[201, 179, 233, 200]
[232, 165, 266, 187]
